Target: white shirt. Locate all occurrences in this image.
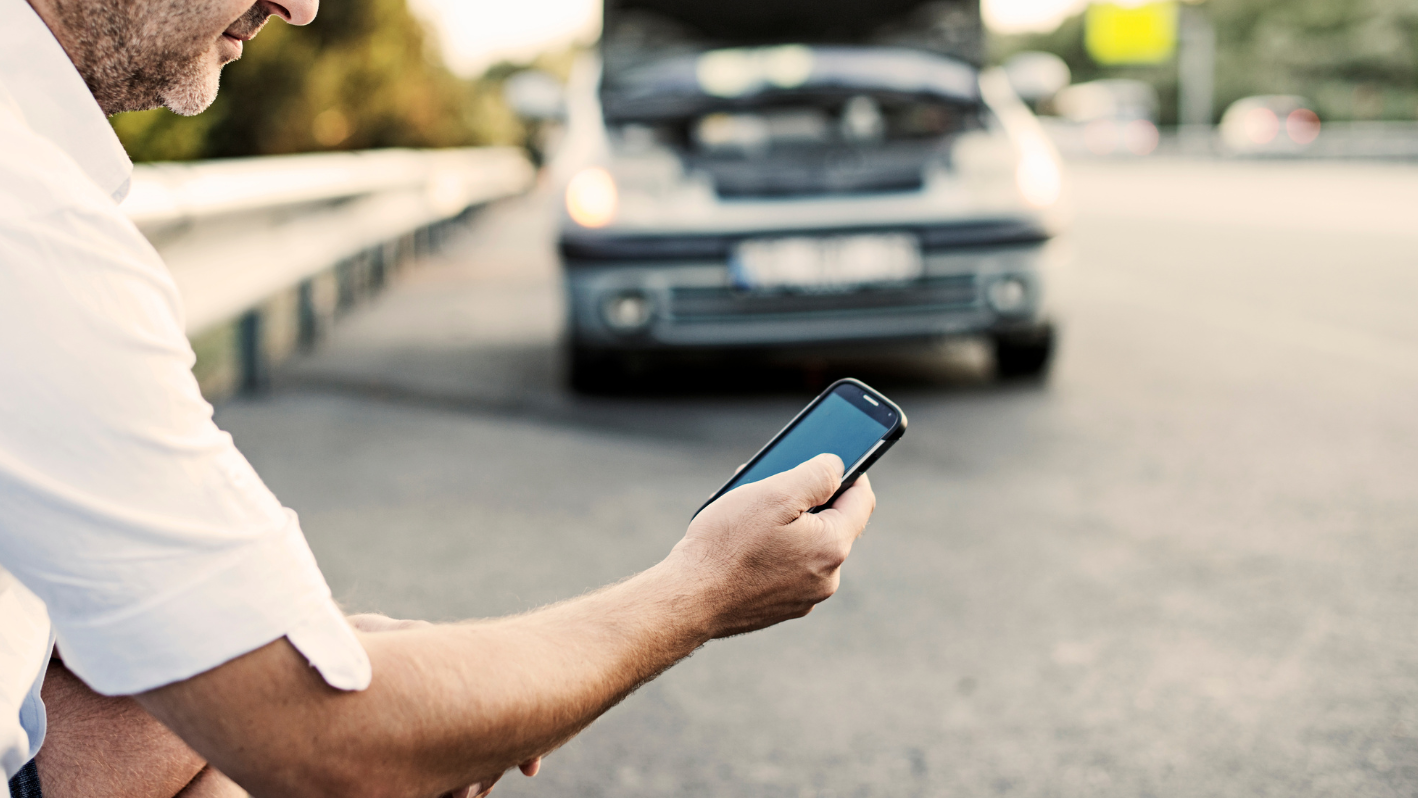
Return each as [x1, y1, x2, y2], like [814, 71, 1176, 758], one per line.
[0, 0, 372, 780]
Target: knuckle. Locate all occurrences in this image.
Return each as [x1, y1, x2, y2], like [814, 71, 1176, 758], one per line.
[756, 486, 801, 519]
[819, 535, 851, 569]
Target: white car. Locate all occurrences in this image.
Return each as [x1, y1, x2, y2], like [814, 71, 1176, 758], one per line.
[1047, 79, 1161, 157]
[552, 0, 1069, 389]
[1218, 95, 1321, 156]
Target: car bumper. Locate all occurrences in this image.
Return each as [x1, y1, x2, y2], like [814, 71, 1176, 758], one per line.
[564, 237, 1067, 352]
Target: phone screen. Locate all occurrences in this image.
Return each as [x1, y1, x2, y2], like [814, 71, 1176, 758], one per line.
[722, 383, 895, 494]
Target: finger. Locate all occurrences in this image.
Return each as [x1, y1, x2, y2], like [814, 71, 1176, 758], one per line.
[814, 472, 875, 545]
[757, 452, 844, 513]
[520, 757, 542, 777]
[472, 772, 504, 798]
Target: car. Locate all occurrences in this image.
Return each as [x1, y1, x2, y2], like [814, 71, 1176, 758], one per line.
[1046, 79, 1161, 157]
[549, 0, 1069, 389]
[1218, 95, 1320, 156]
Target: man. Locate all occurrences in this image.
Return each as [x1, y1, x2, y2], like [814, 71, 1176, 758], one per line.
[0, 0, 877, 795]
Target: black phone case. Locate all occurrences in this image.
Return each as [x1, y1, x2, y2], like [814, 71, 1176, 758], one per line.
[694, 378, 908, 518]
[810, 425, 904, 513]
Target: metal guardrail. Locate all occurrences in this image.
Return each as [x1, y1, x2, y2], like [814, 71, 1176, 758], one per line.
[1046, 120, 1418, 161]
[1295, 122, 1418, 160]
[122, 147, 535, 397]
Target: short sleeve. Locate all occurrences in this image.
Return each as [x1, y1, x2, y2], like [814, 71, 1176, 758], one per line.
[0, 112, 370, 696]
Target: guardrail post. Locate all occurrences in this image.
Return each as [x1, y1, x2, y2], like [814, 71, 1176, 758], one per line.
[400, 233, 415, 271]
[297, 279, 318, 352]
[383, 240, 402, 280]
[370, 245, 386, 291]
[238, 309, 268, 394]
[336, 258, 355, 314]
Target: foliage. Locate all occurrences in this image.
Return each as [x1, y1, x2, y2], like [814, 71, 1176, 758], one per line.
[991, 0, 1418, 123]
[111, 0, 527, 161]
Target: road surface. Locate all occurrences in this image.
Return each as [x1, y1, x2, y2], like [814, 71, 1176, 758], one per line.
[217, 158, 1418, 797]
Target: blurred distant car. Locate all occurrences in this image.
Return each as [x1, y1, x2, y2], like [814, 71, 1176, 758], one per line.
[1218, 95, 1320, 156]
[1048, 79, 1160, 157]
[1002, 51, 1071, 106]
[548, 0, 1068, 390]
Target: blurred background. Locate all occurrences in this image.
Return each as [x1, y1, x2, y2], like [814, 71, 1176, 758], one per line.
[114, 0, 1418, 795]
[111, 0, 1418, 164]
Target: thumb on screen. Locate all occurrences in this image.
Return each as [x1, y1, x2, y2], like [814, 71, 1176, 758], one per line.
[758, 452, 844, 513]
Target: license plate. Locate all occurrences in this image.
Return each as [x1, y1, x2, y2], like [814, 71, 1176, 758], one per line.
[730, 233, 923, 291]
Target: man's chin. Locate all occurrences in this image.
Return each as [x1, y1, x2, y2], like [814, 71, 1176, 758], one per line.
[162, 64, 223, 117]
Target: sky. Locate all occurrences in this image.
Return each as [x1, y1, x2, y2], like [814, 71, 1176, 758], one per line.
[412, 0, 601, 75]
[415, 0, 1090, 76]
[984, 0, 1091, 34]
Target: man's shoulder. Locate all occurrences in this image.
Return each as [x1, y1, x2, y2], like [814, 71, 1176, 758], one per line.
[0, 93, 124, 223]
[0, 94, 178, 336]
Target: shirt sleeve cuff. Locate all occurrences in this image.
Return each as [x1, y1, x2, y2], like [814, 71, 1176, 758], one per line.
[53, 511, 371, 696]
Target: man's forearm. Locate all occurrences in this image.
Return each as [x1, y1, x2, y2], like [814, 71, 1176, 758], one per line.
[140, 558, 717, 798]
[140, 455, 873, 798]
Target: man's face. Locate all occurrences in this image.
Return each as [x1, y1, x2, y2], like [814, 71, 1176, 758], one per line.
[46, 0, 317, 116]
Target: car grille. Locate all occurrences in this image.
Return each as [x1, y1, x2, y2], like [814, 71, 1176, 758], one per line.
[667, 274, 978, 322]
[706, 160, 926, 198]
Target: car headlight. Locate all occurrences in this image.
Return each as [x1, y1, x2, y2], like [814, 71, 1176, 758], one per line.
[1016, 153, 1061, 208]
[1287, 108, 1321, 145]
[566, 168, 618, 228]
[1243, 107, 1279, 145]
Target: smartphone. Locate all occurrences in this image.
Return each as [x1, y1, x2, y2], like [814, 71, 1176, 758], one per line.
[695, 378, 907, 518]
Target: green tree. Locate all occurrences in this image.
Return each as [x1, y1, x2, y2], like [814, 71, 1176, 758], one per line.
[111, 0, 525, 161]
[992, 0, 1418, 123]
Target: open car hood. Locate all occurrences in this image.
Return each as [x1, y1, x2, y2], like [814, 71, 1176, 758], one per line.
[602, 0, 983, 68]
[599, 46, 980, 122]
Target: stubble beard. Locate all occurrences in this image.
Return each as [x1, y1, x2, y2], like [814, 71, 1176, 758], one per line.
[52, 0, 266, 116]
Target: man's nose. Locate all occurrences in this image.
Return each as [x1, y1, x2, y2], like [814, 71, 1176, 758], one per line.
[261, 0, 318, 26]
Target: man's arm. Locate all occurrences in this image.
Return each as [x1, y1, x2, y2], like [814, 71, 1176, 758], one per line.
[138, 454, 875, 798]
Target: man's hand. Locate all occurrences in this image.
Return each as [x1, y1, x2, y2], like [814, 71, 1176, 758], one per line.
[670, 453, 876, 639]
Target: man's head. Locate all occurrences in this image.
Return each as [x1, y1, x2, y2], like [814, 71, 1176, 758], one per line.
[28, 0, 318, 116]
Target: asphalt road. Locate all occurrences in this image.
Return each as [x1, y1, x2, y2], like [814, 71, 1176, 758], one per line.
[216, 157, 1418, 797]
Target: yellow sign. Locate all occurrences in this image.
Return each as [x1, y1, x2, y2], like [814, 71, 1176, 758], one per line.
[1085, 2, 1179, 65]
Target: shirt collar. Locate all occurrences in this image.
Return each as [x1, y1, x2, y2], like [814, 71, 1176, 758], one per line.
[0, 0, 134, 203]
